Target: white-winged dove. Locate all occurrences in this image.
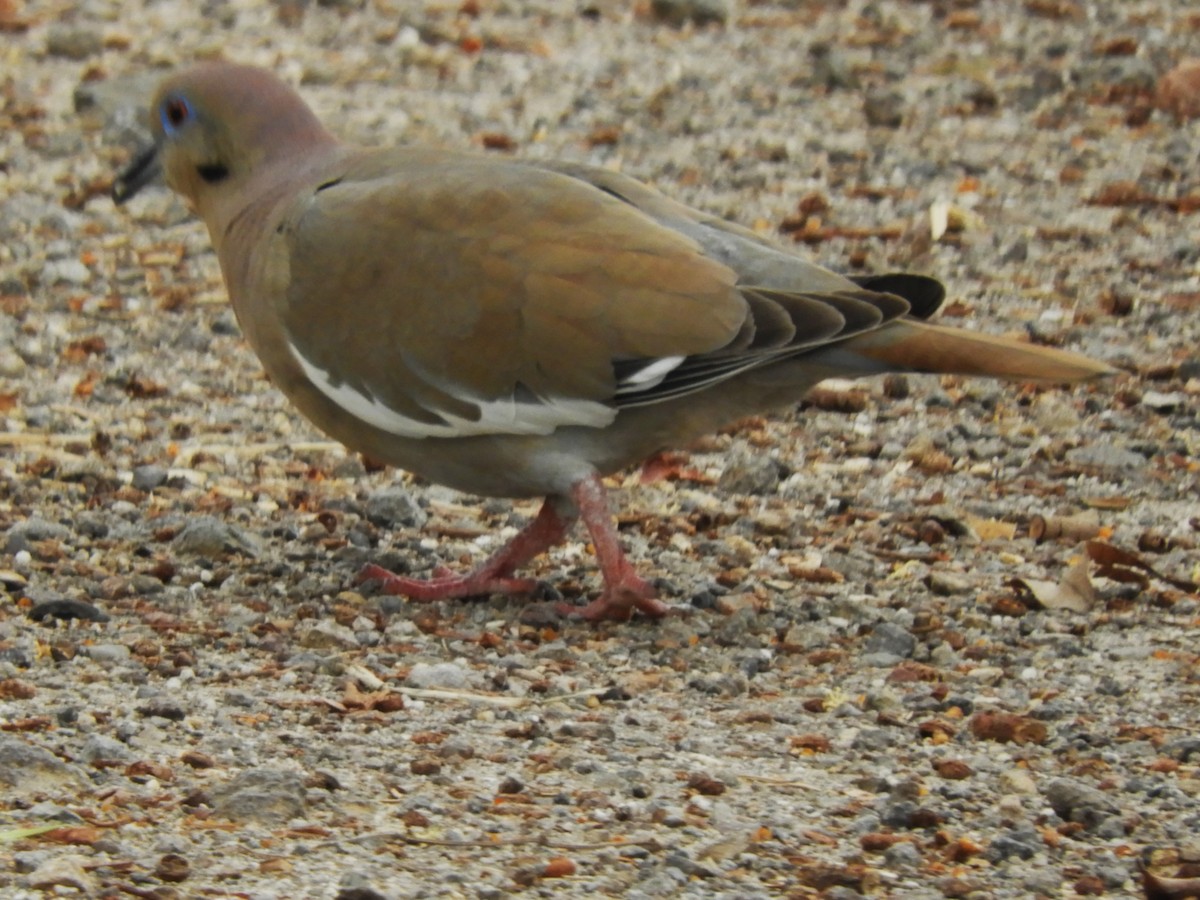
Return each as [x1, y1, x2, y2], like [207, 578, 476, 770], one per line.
[114, 63, 1114, 621]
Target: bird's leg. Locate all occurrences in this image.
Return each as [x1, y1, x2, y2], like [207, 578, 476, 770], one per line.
[357, 497, 576, 601]
[556, 473, 671, 622]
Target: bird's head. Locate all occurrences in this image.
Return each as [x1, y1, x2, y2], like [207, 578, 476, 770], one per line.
[113, 62, 335, 216]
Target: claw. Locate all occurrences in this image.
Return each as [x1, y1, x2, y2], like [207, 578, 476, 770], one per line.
[354, 473, 671, 623]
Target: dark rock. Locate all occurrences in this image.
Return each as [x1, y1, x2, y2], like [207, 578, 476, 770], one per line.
[648, 0, 730, 27]
[863, 88, 905, 127]
[28, 598, 110, 623]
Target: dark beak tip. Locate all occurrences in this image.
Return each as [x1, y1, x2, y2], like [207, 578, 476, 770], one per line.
[111, 179, 133, 206]
[112, 142, 162, 206]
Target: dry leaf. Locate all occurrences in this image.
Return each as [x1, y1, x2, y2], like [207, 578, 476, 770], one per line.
[1087, 540, 1196, 591]
[638, 451, 714, 485]
[970, 711, 1049, 745]
[1012, 558, 1096, 612]
[341, 681, 405, 713]
[40, 827, 105, 845]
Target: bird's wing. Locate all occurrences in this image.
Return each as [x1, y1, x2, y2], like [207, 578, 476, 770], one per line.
[278, 154, 912, 437]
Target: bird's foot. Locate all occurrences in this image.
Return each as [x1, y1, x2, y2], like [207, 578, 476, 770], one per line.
[355, 496, 576, 603]
[356, 563, 540, 601]
[556, 572, 670, 622]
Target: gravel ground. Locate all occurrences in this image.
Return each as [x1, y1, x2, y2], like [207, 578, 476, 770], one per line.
[2, 0, 1199, 897]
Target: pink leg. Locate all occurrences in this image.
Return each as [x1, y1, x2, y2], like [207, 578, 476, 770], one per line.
[357, 498, 575, 601]
[555, 474, 670, 622]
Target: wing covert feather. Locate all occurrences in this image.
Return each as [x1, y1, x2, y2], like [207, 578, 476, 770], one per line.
[281, 157, 746, 421]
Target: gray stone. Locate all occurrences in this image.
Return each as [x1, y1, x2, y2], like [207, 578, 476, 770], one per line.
[12, 850, 52, 874]
[131, 464, 169, 491]
[1066, 443, 1146, 469]
[25, 855, 97, 894]
[1163, 737, 1200, 761]
[851, 728, 896, 751]
[884, 840, 922, 868]
[79, 734, 135, 764]
[1023, 869, 1062, 894]
[173, 516, 262, 557]
[210, 769, 306, 823]
[365, 486, 429, 529]
[5, 517, 71, 555]
[664, 851, 717, 878]
[0, 737, 86, 790]
[880, 799, 917, 828]
[42, 258, 93, 285]
[987, 826, 1040, 862]
[81, 643, 133, 664]
[407, 661, 470, 690]
[299, 620, 359, 650]
[1001, 238, 1029, 263]
[25, 802, 84, 823]
[865, 622, 915, 659]
[718, 455, 783, 496]
[1095, 862, 1132, 888]
[1043, 778, 1118, 829]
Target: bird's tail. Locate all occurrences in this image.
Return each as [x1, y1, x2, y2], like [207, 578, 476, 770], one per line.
[840, 320, 1116, 383]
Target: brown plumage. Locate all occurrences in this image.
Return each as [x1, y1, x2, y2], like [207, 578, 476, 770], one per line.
[114, 62, 1114, 621]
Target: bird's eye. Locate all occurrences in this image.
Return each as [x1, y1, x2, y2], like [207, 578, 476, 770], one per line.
[160, 95, 193, 135]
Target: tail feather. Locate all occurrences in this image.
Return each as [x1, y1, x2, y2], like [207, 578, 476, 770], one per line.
[842, 320, 1116, 383]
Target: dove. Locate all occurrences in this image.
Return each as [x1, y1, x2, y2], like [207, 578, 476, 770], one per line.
[113, 62, 1113, 621]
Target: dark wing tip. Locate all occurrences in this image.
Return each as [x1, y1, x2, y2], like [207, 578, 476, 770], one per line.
[847, 273, 946, 320]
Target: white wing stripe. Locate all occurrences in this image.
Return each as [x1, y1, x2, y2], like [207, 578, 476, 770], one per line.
[289, 342, 615, 439]
[614, 355, 685, 393]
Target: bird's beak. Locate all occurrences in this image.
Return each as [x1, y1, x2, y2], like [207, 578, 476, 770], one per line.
[112, 142, 162, 205]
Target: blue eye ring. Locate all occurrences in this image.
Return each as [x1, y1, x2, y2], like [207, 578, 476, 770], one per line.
[160, 94, 193, 136]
